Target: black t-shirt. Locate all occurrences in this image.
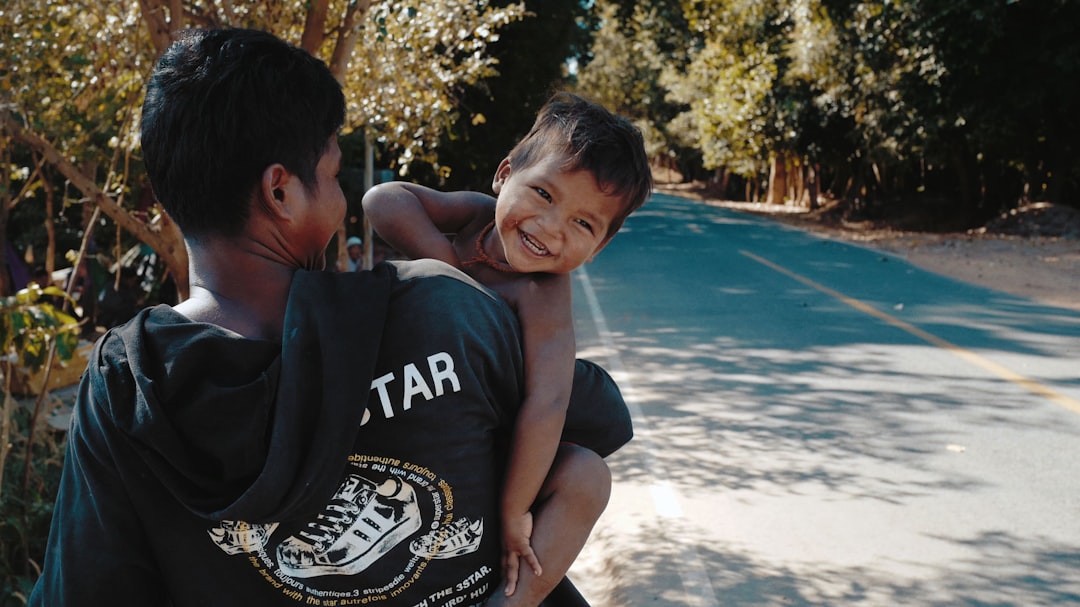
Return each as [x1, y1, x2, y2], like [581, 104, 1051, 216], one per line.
[31, 260, 630, 607]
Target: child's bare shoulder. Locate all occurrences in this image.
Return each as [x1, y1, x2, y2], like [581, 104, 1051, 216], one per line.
[501, 272, 570, 312]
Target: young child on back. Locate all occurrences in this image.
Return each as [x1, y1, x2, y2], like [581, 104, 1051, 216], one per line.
[362, 91, 652, 596]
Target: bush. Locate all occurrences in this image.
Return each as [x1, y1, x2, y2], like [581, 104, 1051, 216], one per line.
[0, 283, 79, 604]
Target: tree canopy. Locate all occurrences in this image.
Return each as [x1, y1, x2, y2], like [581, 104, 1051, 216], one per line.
[404, 0, 595, 193]
[4, 0, 1078, 308]
[575, 0, 1080, 222]
[1, 0, 524, 297]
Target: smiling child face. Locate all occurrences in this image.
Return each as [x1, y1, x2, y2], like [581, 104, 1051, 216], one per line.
[489, 156, 625, 274]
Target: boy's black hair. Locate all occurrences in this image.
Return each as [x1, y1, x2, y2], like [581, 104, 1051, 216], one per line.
[141, 28, 346, 238]
[507, 92, 653, 239]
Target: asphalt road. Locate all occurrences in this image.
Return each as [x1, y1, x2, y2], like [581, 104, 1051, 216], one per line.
[567, 192, 1080, 607]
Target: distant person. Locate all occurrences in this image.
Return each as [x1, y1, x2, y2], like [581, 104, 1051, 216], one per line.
[344, 235, 363, 271]
[30, 28, 629, 607]
[364, 91, 652, 594]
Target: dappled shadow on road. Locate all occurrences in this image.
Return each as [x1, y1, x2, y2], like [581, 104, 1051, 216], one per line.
[579, 193, 1079, 494]
[579, 332, 1073, 499]
[586, 517, 1080, 607]
[573, 193, 1080, 606]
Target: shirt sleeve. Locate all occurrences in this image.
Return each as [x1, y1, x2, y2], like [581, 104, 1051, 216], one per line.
[30, 374, 166, 607]
[561, 358, 634, 457]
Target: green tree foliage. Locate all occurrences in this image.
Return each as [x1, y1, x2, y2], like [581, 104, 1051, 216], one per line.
[342, 1, 525, 172]
[577, 2, 667, 158]
[576, 0, 703, 179]
[578, 0, 1080, 222]
[1, 0, 524, 295]
[408, 0, 594, 192]
[664, 0, 782, 178]
[917, 0, 1080, 210]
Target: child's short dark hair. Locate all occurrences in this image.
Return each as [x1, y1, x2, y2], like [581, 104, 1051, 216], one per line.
[141, 28, 346, 238]
[507, 92, 652, 239]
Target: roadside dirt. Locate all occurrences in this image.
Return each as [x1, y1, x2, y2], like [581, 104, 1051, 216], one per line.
[655, 181, 1080, 313]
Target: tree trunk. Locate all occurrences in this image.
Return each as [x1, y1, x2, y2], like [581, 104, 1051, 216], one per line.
[790, 156, 803, 206]
[951, 147, 975, 218]
[167, 0, 183, 30]
[301, 0, 331, 54]
[362, 134, 375, 269]
[0, 140, 10, 296]
[328, 0, 371, 82]
[766, 153, 788, 205]
[40, 164, 57, 276]
[718, 168, 730, 199]
[138, 0, 173, 54]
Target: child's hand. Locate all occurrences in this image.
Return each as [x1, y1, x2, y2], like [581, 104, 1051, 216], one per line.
[501, 511, 542, 596]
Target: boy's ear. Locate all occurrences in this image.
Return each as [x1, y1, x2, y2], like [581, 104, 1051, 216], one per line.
[259, 164, 292, 220]
[492, 158, 512, 194]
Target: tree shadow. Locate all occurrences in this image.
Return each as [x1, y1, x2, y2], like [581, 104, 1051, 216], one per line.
[587, 519, 1080, 606]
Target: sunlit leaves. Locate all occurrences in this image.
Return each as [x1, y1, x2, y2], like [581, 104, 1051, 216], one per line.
[591, 0, 962, 183]
[0, 285, 79, 373]
[1, 0, 149, 166]
[346, 1, 525, 171]
[662, 0, 790, 175]
[575, 0, 691, 167]
[2, 0, 523, 177]
[2, 0, 524, 293]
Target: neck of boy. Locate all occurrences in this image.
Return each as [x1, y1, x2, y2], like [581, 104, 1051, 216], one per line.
[463, 220, 514, 273]
[175, 238, 296, 341]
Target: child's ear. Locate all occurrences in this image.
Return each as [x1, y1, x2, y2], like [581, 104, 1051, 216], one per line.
[492, 158, 512, 194]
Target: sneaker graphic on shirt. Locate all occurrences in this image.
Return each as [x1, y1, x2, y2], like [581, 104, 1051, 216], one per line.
[208, 520, 279, 555]
[277, 473, 422, 578]
[409, 517, 483, 559]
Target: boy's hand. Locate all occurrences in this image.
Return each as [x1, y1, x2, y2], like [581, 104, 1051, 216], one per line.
[501, 511, 542, 596]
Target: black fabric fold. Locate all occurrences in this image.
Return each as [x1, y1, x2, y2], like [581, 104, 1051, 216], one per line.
[102, 268, 392, 523]
[234, 268, 391, 521]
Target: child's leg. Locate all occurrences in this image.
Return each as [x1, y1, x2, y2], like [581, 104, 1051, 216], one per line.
[487, 443, 612, 607]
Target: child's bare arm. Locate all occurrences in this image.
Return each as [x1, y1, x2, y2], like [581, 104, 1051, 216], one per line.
[499, 274, 575, 595]
[361, 182, 494, 267]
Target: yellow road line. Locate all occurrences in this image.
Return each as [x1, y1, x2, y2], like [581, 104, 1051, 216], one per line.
[740, 250, 1080, 415]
